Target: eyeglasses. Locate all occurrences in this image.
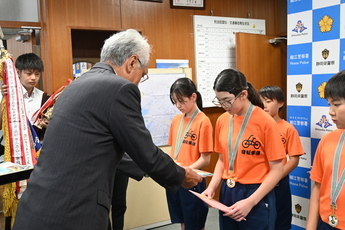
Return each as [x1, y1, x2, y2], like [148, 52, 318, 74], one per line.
[140, 74, 149, 83]
[212, 92, 242, 108]
[137, 58, 149, 83]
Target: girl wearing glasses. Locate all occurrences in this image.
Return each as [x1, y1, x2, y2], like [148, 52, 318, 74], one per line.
[203, 69, 285, 230]
[166, 77, 213, 230]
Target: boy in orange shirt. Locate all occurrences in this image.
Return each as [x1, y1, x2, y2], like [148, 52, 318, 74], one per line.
[259, 85, 304, 230]
[307, 70, 345, 230]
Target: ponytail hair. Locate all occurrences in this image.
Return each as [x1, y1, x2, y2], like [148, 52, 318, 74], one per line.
[246, 82, 264, 109]
[195, 91, 203, 111]
[213, 69, 264, 109]
[170, 78, 203, 111]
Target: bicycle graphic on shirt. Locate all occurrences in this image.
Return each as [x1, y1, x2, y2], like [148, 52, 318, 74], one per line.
[184, 129, 197, 141]
[242, 135, 261, 149]
[280, 134, 286, 144]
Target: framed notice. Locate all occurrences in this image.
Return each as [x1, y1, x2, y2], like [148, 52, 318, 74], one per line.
[170, 0, 205, 10]
[193, 15, 265, 107]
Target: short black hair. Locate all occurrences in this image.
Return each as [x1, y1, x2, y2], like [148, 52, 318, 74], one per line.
[324, 70, 345, 100]
[259, 85, 285, 103]
[259, 85, 285, 112]
[15, 53, 44, 72]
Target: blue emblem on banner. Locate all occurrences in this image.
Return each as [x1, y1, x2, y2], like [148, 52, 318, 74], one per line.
[289, 166, 311, 199]
[287, 105, 311, 137]
[288, 43, 312, 75]
[292, 20, 308, 33]
[315, 115, 333, 129]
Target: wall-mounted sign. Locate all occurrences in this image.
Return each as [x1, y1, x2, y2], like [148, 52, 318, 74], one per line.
[170, 0, 205, 10]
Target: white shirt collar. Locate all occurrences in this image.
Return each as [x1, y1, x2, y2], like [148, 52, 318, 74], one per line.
[22, 85, 37, 98]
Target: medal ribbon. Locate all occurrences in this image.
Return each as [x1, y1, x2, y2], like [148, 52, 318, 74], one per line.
[173, 108, 200, 159]
[331, 130, 345, 207]
[228, 103, 254, 171]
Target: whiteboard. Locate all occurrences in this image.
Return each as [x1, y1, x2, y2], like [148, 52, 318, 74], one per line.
[193, 15, 266, 107]
[139, 70, 187, 146]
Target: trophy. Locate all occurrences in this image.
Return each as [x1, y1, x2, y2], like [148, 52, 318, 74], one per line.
[36, 105, 54, 129]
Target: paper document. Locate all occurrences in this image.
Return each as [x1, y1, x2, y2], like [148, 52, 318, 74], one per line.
[174, 162, 213, 176]
[189, 190, 229, 212]
[193, 169, 213, 177]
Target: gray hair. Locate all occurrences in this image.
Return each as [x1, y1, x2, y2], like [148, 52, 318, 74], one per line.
[100, 29, 151, 67]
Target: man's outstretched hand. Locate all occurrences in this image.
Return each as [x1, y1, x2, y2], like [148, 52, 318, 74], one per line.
[182, 167, 202, 189]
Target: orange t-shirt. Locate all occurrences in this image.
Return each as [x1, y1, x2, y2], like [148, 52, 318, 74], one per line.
[310, 129, 345, 229]
[277, 119, 304, 164]
[214, 106, 285, 184]
[168, 111, 213, 166]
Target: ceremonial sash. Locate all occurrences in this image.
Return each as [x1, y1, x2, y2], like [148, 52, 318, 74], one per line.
[31, 78, 72, 129]
[0, 52, 38, 223]
[2, 58, 37, 166]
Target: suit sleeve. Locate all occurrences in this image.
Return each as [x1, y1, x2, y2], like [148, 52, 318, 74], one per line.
[117, 153, 145, 181]
[109, 83, 185, 193]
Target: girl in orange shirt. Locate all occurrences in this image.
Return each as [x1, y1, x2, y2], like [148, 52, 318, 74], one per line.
[167, 77, 213, 230]
[203, 69, 285, 230]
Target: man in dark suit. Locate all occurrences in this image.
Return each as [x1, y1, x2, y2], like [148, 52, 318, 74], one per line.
[110, 153, 145, 230]
[12, 29, 202, 230]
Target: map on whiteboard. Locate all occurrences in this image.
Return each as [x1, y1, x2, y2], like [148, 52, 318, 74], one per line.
[139, 73, 184, 146]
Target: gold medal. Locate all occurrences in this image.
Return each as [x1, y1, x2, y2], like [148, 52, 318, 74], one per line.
[226, 178, 235, 188]
[328, 214, 339, 227]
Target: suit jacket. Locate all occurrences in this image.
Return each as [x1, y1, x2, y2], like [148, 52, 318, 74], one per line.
[117, 152, 144, 181]
[12, 63, 185, 230]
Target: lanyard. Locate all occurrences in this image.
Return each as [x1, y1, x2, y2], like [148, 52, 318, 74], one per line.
[228, 103, 254, 171]
[331, 130, 345, 207]
[173, 108, 200, 159]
